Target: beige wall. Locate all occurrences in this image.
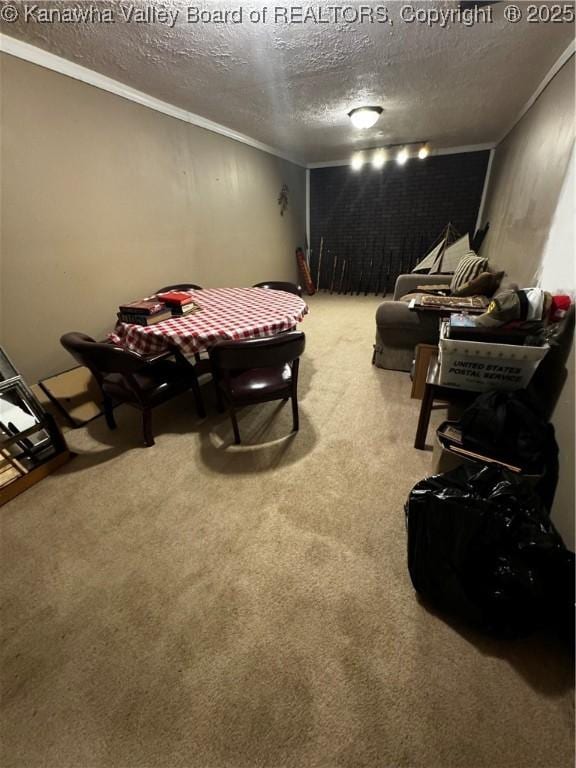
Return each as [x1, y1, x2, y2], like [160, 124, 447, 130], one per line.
[0, 53, 306, 382]
[481, 60, 575, 286]
[481, 58, 575, 548]
[539, 145, 575, 549]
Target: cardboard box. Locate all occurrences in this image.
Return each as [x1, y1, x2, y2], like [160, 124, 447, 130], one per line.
[438, 320, 549, 392]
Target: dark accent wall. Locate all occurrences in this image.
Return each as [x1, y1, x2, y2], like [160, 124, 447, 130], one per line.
[309, 150, 490, 295]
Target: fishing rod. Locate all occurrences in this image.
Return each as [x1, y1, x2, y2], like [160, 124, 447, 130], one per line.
[366, 237, 376, 296]
[356, 239, 365, 296]
[330, 250, 338, 294]
[375, 235, 386, 296]
[338, 257, 346, 294]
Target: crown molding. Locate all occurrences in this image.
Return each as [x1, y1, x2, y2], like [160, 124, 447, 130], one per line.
[307, 143, 495, 169]
[0, 34, 306, 168]
[499, 40, 575, 143]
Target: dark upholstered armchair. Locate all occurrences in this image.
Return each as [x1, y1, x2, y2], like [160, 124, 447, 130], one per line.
[60, 332, 207, 446]
[209, 332, 305, 444]
[155, 283, 202, 293]
[253, 281, 302, 297]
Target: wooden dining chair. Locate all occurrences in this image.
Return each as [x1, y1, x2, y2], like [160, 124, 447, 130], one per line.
[208, 332, 305, 445]
[155, 283, 202, 293]
[253, 281, 302, 297]
[60, 333, 207, 447]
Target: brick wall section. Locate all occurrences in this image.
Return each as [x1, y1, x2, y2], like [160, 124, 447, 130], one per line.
[309, 150, 490, 294]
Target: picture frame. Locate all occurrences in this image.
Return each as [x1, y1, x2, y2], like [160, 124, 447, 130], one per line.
[0, 347, 19, 385]
[0, 378, 54, 464]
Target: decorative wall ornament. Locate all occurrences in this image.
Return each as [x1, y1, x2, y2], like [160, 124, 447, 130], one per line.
[278, 184, 289, 216]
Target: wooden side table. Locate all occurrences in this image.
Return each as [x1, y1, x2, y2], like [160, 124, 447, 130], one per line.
[414, 354, 476, 450]
[411, 344, 439, 400]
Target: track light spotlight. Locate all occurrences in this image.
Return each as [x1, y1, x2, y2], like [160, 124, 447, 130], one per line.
[372, 150, 387, 169]
[396, 147, 409, 165]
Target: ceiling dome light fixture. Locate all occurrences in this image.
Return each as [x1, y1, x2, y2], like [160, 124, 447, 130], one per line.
[371, 149, 387, 170]
[418, 144, 430, 160]
[351, 153, 365, 171]
[396, 147, 409, 166]
[348, 106, 383, 130]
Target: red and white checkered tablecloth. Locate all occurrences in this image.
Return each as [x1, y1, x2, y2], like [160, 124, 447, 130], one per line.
[109, 287, 309, 356]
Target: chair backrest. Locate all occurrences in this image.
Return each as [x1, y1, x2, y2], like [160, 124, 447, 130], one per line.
[60, 332, 147, 382]
[156, 283, 202, 293]
[209, 332, 305, 371]
[253, 281, 302, 297]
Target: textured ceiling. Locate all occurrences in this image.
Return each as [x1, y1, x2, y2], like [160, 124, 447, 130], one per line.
[2, 0, 574, 163]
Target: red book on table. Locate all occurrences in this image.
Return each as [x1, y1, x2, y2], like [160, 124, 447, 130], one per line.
[156, 291, 194, 306]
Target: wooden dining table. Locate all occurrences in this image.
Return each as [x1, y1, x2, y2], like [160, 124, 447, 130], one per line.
[109, 287, 309, 356]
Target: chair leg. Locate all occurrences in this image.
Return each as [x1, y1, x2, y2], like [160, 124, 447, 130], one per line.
[142, 409, 155, 447]
[290, 359, 301, 432]
[229, 405, 241, 445]
[102, 396, 117, 430]
[291, 393, 300, 432]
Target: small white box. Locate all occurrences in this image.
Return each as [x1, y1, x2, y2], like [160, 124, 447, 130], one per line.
[438, 320, 549, 392]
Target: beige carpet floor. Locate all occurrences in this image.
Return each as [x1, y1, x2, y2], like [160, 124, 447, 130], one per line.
[1, 294, 573, 768]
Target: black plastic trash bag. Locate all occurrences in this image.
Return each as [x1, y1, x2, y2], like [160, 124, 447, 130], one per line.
[405, 464, 574, 637]
[457, 389, 559, 509]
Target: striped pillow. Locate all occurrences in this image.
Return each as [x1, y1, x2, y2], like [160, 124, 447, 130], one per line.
[450, 252, 488, 293]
